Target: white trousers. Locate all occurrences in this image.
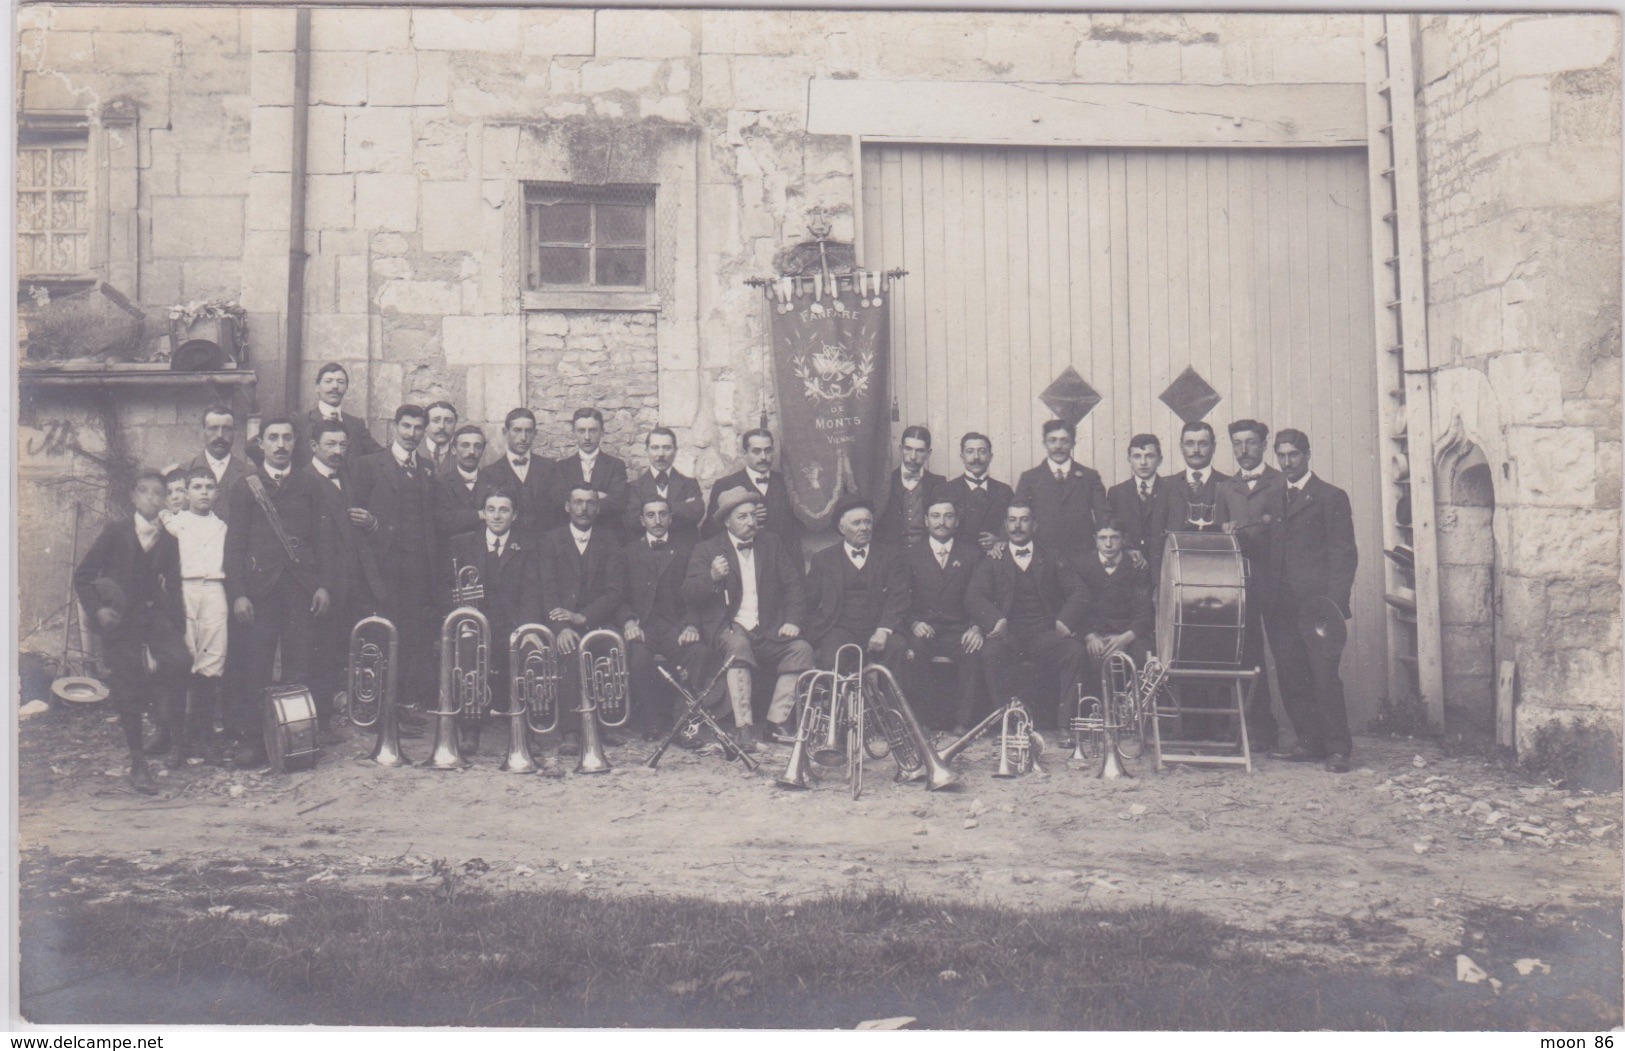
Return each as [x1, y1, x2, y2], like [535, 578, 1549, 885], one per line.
[182, 579, 228, 677]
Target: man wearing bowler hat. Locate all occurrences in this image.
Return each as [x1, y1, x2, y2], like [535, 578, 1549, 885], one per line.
[804, 495, 911, 670]
[682, 485, 813, 751]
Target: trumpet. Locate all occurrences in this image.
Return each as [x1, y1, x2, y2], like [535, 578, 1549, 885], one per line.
[496, 624, 561, 775]
[993, 700, 1042, 778]
[572, 628, 630, 775]
[345, 615, 409, 767]
[860, 664, 957, 791]
[429, 606, 490, 770]
[451, 558, 485, 604]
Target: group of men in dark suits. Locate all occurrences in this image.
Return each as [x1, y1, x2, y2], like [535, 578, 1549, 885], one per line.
[82, 352, 1358, 781]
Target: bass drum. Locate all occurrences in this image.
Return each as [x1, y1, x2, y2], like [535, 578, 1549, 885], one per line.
[263, 685, 320, 774]
[1156, 532, 1247, 669]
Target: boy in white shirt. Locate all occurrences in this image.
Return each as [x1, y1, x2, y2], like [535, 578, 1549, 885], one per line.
[160, 468, 230, 764]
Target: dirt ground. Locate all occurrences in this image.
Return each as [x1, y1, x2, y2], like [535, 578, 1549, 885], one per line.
[17, 705, 1623, 972]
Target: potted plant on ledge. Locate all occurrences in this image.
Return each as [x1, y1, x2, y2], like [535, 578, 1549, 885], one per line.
[167, 298, 249, 371]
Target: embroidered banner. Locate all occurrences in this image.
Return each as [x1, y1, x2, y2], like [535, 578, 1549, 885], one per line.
[765, 272, 894, 530]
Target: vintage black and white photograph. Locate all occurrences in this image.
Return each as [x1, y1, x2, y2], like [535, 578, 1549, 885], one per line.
[9, 2, 1623, 1031]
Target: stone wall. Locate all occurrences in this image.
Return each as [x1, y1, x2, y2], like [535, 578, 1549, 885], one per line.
[1415, 13, 1623, 743]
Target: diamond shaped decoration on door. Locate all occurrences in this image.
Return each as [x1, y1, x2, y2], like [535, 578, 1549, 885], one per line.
[1039, 366, 1101, 427]
[1160, 367, 1222, 423]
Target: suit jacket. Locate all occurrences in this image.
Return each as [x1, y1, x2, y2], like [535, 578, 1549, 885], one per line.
[551, 452, 631, 542]
[937, 474, 1014, 550]
[702, 468, 803, 551]
[1106, 475, 1168, 561]
[1217, 464, 1289, 582]
[619, 534, 696, 639]
[803, 541, 912, 642]
[303, 464, 384, 611]
[623, 468, 705, 547]
[1076, 555, 1154, 640]
[682, 529, 807, 643]
[350, 448, 437, 575]
[1153, 468, 1231, 538]
[222, 467, 337, 604]
[188, 452, 250, 524]
[904, 538, 982, 631]
[73, 516, 185, 638]
[965, 543, 1088, 636]
[434, 468, 493, 545]
[1272, 475, 1359, 618]
[875, 468, 946, 547]
[534, 525, 625, 631]
[1014, 460, 1110, 559]
[421, 440, 455, 477]
[442, 529, 535, 631]
[294, 407, 382, 469]
[480, 455, 561, 547]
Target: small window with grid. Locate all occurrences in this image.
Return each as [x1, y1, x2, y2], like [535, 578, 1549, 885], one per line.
[18, 131, 91, 279]
[524, 183, 655, 291]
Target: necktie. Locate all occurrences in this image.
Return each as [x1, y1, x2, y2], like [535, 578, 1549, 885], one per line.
[655, 472, 669, 489]
[1189, 473, 1202, 495]
[267, 472, 285, 489]
[936, 547, 948, 569]
[1247, 475, 1259, 490]
[1054, 468, 1066, 483]
[490, 538, 502, 557]
[1288, 486, 1301, 506]
[1140, 481, 1151, 500]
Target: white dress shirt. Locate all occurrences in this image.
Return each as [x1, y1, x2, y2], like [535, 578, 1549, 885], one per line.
[509, 455, 531, 483]
[392, 442, 417, 471]
[457, 465, 480, 491]
[929, 537, 953, 568]
[312, 458, 342, 490]
[747, 470, 770, 492]
[265, 465, 290, 485]
[731, 534, 760, 631]
[487, 529, 508, 558]
[1187, 467, 1210, 489]
[134, 513, 160, 553]
[845, 542, 869, 569]
[165, 511, 228, 579]
[205, 451, 232, 484]
[1010, 543, 1034, 571]
[1050, 459, 1075, 482]
[962, 473, 989, 491]
[570, 525, 593, 555]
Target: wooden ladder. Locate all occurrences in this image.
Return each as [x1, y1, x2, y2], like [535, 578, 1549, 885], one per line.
[1364, 13, 1445, 729]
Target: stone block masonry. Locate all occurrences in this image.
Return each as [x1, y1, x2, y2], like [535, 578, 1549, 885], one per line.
[525, 312, 660, 462]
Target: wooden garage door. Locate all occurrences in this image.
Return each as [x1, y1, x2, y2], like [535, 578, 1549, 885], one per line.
[860, 144, 1387, 727]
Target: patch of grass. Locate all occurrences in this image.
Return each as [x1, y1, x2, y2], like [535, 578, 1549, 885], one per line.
[20, 857, 1622, 1030]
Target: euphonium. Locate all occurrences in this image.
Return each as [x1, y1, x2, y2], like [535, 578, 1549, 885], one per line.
[346, 615, 409, 767]
[429, 606, 490, 770]
[993, 699, 1042, 778]
[860, 664, 957, 791]
[1100, 651, 1141, 771]
[776, 668, 829, 790]
[572, 628, 629, 774]
[498, 624, 559, 775]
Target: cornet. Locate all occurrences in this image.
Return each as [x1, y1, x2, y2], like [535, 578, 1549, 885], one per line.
[993, 700, 1043, 778]
[941, 698, 1045, 777]
[346, 615, 409, 767]
[429, 606, 490, 770]
[451, 558, 485, 604]
[572, 628, 630, 775]
[497, 624, 561, 774]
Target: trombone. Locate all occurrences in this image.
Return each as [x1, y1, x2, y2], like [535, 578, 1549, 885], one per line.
[497, 624, 562, 774]
[572, 628, 630, 775]
[429, 606, 490, 770]
[345, 615, 409, 767]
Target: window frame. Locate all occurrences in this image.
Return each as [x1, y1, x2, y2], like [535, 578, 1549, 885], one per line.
[521, 182, 660, 312]
[17, 119, 96, 289]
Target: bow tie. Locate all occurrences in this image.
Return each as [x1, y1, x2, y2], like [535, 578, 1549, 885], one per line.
[966, 478, 986, 490]
[266, 471, 288, 486]
[511, 457, 529, 468]
[650, 539, 669, 551]
[850, 547, 867, 559]
[1011, 546, 1032, 558]
[735, 541, 754, 551]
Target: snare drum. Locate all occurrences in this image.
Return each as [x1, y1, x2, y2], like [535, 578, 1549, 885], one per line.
[1156, 532, 1248, 668]
[263, 685, 320, 774]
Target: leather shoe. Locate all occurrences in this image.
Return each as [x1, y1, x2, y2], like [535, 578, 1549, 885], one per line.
[1324, 753, 1351, 774]
[129, 760, 158, 795]
[1268, 746, 1324, 763]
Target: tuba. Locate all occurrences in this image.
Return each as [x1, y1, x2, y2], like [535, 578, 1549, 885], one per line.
[775, 668, 831, 790]
[429, 606, 490, 770]
[346, 615, 409, 767]
[497, 624, 561, 774]
[860, 664, 958, 791]
[993, 699, 1042, 778]
[572, 628, 630, 774]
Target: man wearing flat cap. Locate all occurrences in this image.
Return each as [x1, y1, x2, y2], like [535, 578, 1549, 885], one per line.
[804, 496, 911, 670]
[682, 485, 813, 751]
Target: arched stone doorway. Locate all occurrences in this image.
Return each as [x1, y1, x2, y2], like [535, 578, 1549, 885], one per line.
[1437, 420, 1500, 743]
